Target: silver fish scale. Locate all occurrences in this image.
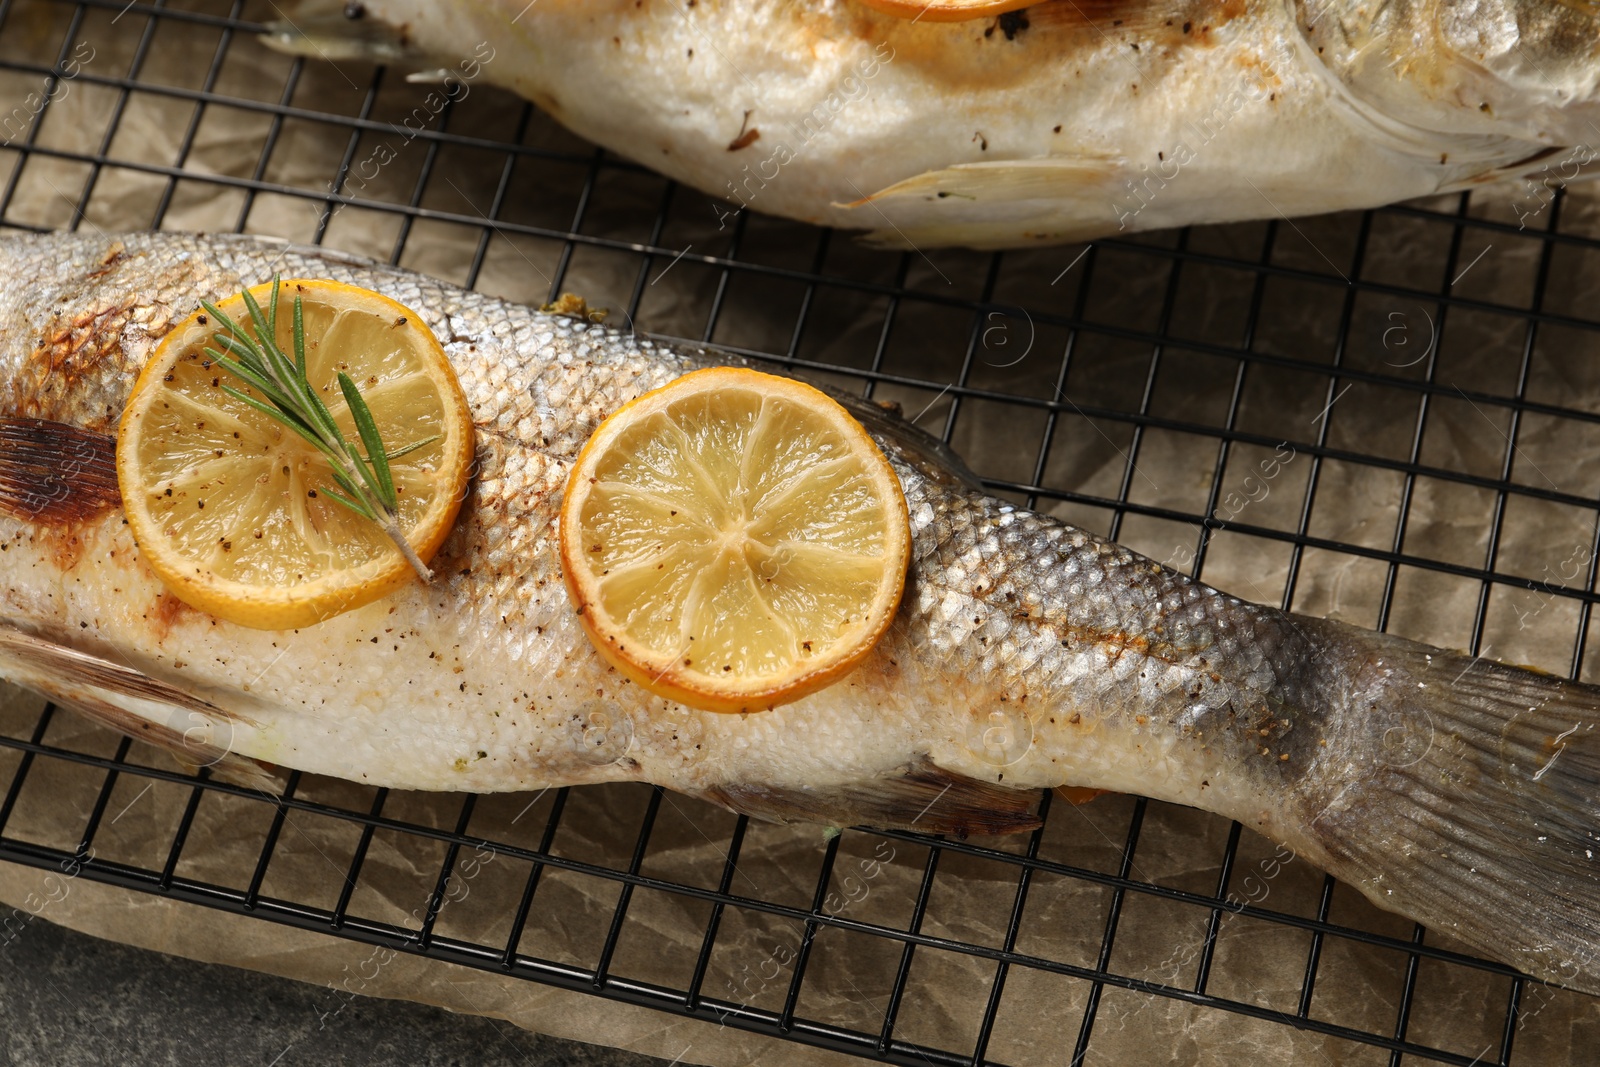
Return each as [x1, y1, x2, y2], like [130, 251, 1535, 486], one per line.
[901, 482, 1330, 789]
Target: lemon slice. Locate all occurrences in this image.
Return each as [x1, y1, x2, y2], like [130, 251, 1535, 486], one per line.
[117, 279, 475, 630]
[559, 367, 911, 714]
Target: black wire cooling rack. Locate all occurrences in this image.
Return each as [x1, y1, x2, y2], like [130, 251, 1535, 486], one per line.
[3, 1, 1600, 1064]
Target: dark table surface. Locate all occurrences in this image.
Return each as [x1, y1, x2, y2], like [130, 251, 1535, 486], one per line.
[1, 916, 676, 1067]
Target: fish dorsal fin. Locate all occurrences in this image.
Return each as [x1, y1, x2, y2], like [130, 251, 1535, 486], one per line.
[702, 759, 1041, 837]
[832, 392, 984, 490]
[0, 627, 280, 792]
[686, 354, 985, 489]
[0, 418, 120, 524]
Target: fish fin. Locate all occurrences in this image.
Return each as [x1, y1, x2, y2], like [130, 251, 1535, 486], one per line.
[838, 157, 1125, 250]
[1295, 619, 1600, 993]
[691, 357, 984, 489]
[0, 418, 119, 524]
[841, 156, 1122, 207]
[0, 628, 281, 794]
[701, 760, 1041, 837]
[260, 2, 421, 64]
[833, 393, 984, 490]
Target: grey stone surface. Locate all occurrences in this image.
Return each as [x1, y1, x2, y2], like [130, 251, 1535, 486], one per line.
[0, 916, 672, 1066]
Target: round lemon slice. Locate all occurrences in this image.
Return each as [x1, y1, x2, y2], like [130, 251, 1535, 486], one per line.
[559, 367, 911, 714]
[117, 279, 475, 630]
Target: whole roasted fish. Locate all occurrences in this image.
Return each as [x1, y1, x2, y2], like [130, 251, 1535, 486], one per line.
[1, 231, 1597, 996]
[264, 0, 1600, 248]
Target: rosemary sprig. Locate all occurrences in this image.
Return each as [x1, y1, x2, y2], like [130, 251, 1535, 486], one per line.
[202, 275, 438, 582]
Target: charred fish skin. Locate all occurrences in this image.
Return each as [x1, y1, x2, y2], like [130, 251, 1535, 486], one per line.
[262, 0, 1600, 248]
[0, 231, 1597, 995]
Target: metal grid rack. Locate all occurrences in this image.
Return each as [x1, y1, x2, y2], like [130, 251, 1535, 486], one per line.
[1, 1, 1598, 1063]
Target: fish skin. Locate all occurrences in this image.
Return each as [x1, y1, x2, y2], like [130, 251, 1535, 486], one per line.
[263, 0, 1600, 248]
[0, 231, 1598, 994]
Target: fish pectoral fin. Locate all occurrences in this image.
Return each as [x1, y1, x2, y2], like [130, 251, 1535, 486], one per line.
[0, 418, 119, 525]
[840, 155, 1122, 208]
[0, 627, 281, 794]
[837, 156, 1125, 250]
[701, 760, 1041, 837]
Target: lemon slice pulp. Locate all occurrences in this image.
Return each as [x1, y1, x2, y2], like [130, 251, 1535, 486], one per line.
[559, 366, 911, 714]
[117, 279, 475, 630]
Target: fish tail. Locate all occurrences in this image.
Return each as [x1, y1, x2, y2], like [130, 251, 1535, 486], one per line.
[1289, 618, 1600, 992]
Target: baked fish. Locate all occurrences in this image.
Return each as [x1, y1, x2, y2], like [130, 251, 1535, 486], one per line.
[263, 0, 1600, 248]
[1, 231, 1597, 997]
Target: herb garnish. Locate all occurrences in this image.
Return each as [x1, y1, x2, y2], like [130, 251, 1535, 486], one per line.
[202, 276, 439, 582]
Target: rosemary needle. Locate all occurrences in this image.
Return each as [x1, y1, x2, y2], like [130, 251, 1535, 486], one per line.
[202, 275, 439, 582]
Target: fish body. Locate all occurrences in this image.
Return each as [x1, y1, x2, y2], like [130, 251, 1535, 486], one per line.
[265, 0, 1600, 247]
[1, 231, 1599, 994]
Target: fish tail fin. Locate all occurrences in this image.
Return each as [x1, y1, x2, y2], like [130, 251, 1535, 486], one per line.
[1292, 618, 1600, 992]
